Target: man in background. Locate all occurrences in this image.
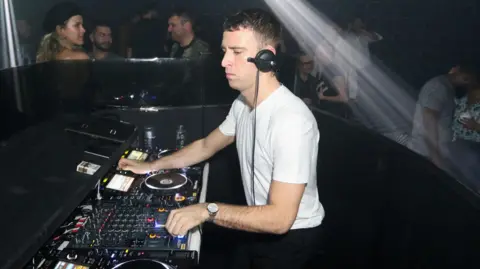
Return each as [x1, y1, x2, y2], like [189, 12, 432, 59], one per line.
[89, 22, 122, 60]
[128, 3, 164, 58]
[408, 66, 476, 168]
[293, 52, 319, 105]
[118, 13, 140, 58]
[15, 19, 36, 65]
[168, 8, 210, 58]
[335, 17, 382, 101]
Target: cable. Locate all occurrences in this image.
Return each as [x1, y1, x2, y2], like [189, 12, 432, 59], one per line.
[251, 70, 260, 206]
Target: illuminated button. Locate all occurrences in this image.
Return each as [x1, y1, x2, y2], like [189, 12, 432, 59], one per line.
[157, 208, 166, 212]
[147, 217, 154, 223]
[149, 233, 156, 239]
[124, 150, 129, 154]
[175, 194, 186, 202]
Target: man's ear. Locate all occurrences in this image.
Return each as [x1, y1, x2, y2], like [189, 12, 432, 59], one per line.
[262, 45, 277, 55]
[264, 44, 277, 56]
[182, 20, 192, 32]
[449, 66, 460, 74]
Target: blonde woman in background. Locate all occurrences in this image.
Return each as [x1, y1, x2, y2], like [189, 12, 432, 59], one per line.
[36, 2, 89, 62]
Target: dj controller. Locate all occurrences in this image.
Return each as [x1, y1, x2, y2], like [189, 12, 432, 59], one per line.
[23, 148, 204, 269]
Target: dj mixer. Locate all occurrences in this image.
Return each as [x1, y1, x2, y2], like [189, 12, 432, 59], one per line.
[23, 148, 204, 269]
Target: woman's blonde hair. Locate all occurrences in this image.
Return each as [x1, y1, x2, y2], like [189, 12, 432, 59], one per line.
[36, 31, 63, 63]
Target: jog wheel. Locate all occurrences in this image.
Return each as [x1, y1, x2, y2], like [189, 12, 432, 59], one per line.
[144, 173, 188, 191]
[111, 259, 175, 269]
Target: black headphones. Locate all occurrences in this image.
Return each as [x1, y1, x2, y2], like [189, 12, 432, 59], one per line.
[247, 49, 276, 73]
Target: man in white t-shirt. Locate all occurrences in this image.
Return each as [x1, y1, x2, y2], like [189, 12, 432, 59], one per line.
[408, 66, 476, 168]
[335, 18, 382, 100]
[119, 8, 324, 268]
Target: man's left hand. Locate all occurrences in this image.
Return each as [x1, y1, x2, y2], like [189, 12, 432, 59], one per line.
[166, 203, 209, 236]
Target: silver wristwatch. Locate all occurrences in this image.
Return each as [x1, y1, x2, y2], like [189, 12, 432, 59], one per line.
[207, 203, 219, 222]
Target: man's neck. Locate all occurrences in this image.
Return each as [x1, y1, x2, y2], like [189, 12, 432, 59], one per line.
[299, 72, 308, 81]
[93, 47, 108, 59]
[242, 75, 281, 108]
[179, 34, 194, 47]
[446, 74, 457, 88]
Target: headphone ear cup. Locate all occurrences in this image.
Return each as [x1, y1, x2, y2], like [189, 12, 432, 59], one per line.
[254, 49, 276, 72]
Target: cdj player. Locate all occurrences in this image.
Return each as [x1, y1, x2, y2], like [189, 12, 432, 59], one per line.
[23, 148, 209, 269]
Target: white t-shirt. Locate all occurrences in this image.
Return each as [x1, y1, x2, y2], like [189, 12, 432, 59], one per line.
[334, 31, 383, 99]
[219, 85, 325, 230]
[408, 75, 455, 158]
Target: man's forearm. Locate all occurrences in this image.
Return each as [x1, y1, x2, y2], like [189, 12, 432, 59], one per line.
[320, 95, 347, 103]
[212, 203, 290, 234]
[151, 139, 212, 170]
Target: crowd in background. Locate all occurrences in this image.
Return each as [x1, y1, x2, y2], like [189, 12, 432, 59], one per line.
[10, 1, 480, 191]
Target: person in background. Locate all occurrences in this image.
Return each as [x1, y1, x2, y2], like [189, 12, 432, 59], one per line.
[36, 2, 88, 62]
[168, 8, 210, 58]
[449, 80, 480, 187]
[335, 18, 382, 101]
[314, 41, 350, 118]
[88, 22, 122, 60]
[118, 13, 140, 58]
[408, 66, 476, 168]
[15, 19, 36, 65]
[293, 52, 319, 106]
[127, 3, 163, 58]
[347, 17, 382, 62]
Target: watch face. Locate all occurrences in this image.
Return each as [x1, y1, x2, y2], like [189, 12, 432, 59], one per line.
[207, 203, 218, 213]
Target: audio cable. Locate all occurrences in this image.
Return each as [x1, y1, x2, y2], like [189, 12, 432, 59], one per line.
[251, 70, 260, 206]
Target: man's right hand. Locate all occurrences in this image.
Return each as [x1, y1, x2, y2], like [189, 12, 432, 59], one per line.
[118, 159, 153, 174]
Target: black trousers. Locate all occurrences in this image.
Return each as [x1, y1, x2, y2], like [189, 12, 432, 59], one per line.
[230, 225, 323, 269]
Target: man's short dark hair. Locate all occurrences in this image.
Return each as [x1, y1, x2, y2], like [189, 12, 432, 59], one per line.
[297, 51, 309, 58]
[223, 8, 282, 48]
[295, 51, 313, 64]
[171, 8, 196, 27]
[91, 21, 111, 34]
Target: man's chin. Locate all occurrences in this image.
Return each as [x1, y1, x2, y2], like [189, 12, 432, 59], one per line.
[96, 45, 111, 51]
[227, 80, 238, 89]
[227, 83, 243, 92]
